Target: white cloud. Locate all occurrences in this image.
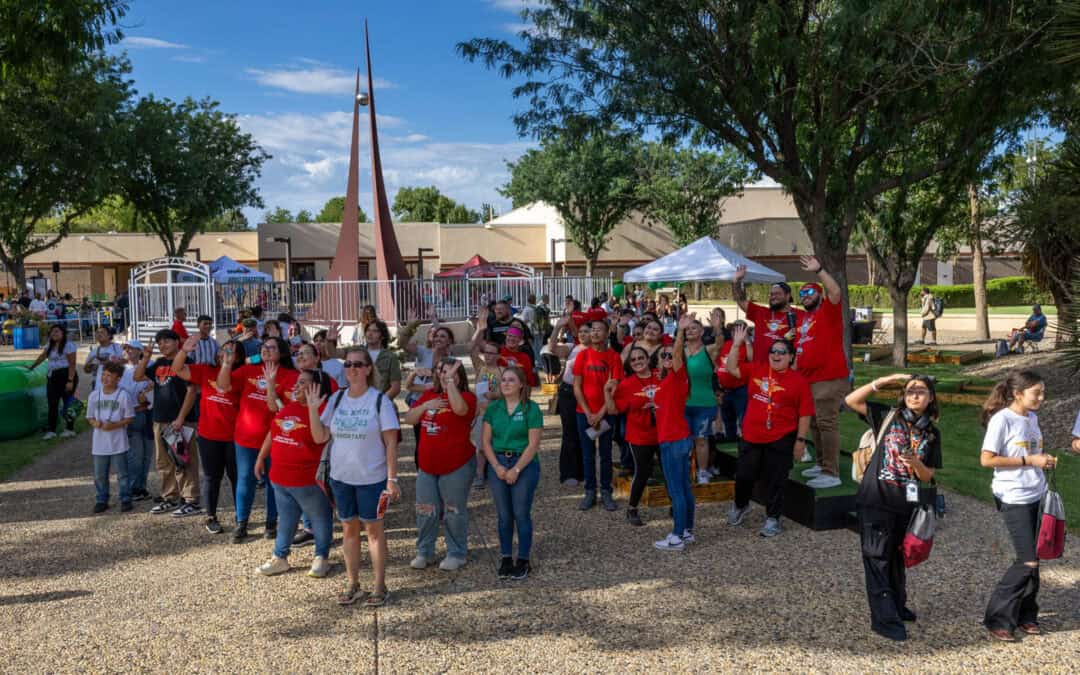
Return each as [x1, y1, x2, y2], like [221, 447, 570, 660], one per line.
[487, 0, 544, 10]
[402, 134, 429, 143]
[247, 65, 396, 96]
[171, 54, 207, 63]
[122, 36, 188, 49]
[237, 111, 404, 154]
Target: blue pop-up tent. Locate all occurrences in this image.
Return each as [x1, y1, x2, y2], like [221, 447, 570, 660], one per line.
[208, 256, 271, 283]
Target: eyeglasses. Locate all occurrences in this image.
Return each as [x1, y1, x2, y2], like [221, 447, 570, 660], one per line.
[799, 288, 817, 297]
[904, 388, 930, 397]
[343, 360, 371, 369]
[769, 348, 790, 356]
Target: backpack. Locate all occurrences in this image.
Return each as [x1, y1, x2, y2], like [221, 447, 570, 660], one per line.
[995, 339, 1010, 359]
[852, 408, 898, 482]
[315, 388, 389, 503]
[931, 297, 944, 318]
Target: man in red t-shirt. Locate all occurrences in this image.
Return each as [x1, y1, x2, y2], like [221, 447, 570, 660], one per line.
[732, 266, 806, 367]
[791, 255, 849, 489]
[572, 320, 623, 511]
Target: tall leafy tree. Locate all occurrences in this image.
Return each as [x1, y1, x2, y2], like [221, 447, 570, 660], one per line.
[295, 209, 313, 223]
[263, 207, 294, 224]
[0, 55, 132, 287]
[501, 125, 644, 275]
[315, 196, 369, 224]
[0, 0, 127, 80]
[392, 185, 479, 223]
[116, 96, 270, 257]
[460, 0, 1066, 345]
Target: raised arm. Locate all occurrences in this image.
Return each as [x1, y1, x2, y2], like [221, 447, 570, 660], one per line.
[671, 314, 691, 371]
[397, 317, 423, 356]
[305, 382, 330, 444]
[844, 373, 911, 417]
[443, 361, 469, 416]
[732, 264, 749, 312]
[133, 342, 154, 382]
[800, 255, 842, 304]
[172, 336, 198, 381]
[725, 324, 748, 379]
[216, 341, 238, 391]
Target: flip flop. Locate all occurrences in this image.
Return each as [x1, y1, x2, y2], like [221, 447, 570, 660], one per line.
[365, 588, 390, 607]
[337, 585, 367, 606]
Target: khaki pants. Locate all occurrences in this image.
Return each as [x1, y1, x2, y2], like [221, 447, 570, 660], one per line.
[810, 377, 850, 477]
[153, 422, 200, 503]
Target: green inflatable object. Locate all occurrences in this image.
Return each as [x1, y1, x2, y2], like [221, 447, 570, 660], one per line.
[611, 282, 625, 298]
[0, 361, 48, 441]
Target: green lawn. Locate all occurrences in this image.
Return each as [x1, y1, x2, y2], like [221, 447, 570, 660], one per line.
[0, 418, 91, 482]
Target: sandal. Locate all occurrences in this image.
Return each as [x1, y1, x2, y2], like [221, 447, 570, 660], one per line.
[365, 588, 390, 607]
[337, 585, 366, 606]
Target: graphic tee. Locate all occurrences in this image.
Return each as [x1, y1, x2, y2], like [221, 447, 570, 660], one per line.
[573, 347, 623, 414]
[794, 297, 848, 383]
[499, 346, 538, 387]
[230, 363, 299, 449]
[716, 342, 750, 390]
[87, 388, 134, 455]
[654, 367, 690, 444]
[413, 390, 477, 475]
[855, 402, 942, 513]
[740, 363, 814, 444]
[269, 400, 327, 487]
[982, 408, 1046, 505]
[146, 357, 196, 424]
[745, 303, 806, 365]
[614, 374, 661, 446]
[322, 388, 401, 485]
[186, 364, 241, 442]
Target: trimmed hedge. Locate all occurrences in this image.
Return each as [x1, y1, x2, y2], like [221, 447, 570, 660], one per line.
[687, 276, 1051, 309]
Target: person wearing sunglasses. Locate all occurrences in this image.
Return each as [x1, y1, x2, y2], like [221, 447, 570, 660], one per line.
[732, 265, 805, 367]
[469, 332, 506, 488]
[604, 345, 660, 526]
[845, 372, 942, 641]
[725, 324, 813, 538]
[791, 255, 849, 490]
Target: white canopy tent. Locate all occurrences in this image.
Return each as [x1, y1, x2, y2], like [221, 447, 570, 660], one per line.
[208, 255, 271, 283]
[623, 236, 786, 284]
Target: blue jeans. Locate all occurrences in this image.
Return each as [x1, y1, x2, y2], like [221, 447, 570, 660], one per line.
[660, 437, 695, 536]
[685, 405, 718, 439]
[720, 386, 748, 442]
[235, 444, 277, 524]
[126, 410, 154, 493]
[415, 457, 475, 560]
[272, 484, 333, 559]
[576, 413, 615, 492]
[487, 453, 540, 560]
[93, 453, 130, 504]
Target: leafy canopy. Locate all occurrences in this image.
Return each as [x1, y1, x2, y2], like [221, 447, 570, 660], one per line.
[391, 186, 479, 223]
[315, 196, 369, 224]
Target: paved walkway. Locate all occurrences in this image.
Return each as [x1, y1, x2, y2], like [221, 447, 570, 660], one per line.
[1, 401, 1078, 672]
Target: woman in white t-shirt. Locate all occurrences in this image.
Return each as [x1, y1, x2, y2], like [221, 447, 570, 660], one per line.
[84, 326, 124, 391]
[26, 324, 79, 439]
[979, 370, 1057, 642]
[309, 345, 401, 608]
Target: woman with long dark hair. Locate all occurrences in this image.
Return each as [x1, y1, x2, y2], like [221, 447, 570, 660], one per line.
[979, 370, 1056, 642]
[604, 345, 660, 526]
[26, 324, 79, 439]
[846, 373, 942, 642]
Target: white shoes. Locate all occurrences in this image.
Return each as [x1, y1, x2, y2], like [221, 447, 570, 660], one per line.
[308, 556, 331, 578]
[410, 555, 435, 570]
[807, 474, 842, 489]
[681, 529, 696, 544]
[695, 470, 711, 485]
[42, 431, 57, 440]
[654, 533, 685, 551]
[60, 430, 76, 439]
[802, 465, 823, 478]
[439, 556, 467, 571]
[258, 556, 290, 576]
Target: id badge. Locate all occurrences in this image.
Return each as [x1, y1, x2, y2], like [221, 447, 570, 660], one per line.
[905, 482, 919, 503]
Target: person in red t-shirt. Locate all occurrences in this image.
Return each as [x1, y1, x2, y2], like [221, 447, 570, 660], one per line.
[732, 265, 806, 366]
[715, 320, 754, 443]
[499, 326, 538, 387]
[403, 358, 477, 570]
[651, 314, 697, 552]
[252, 369, 334, 578]
[171, 307, 190, 342]
[792, 255, 850, 489]
[573, 320, 624, 510]
[724, 324, 814, 538]
[604, 345, 660, 526]
[172, 336, 246, 534]
[216, 336, 300, 542]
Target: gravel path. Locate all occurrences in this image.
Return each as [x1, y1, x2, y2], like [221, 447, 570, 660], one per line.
[1, 401, 1078, 673]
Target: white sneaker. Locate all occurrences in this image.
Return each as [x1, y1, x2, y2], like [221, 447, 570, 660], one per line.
[681, 529, 696, 544]
[760, 518, 783, 538]
[807, 474, 842, 489]
[307, 556, 331, 578]
[42, 431, 57, 440]
[59, 430, 76, 439]
[654, 533, 685, 551]
[438, 556, 467, 571]
[801, 465, 823, 478]
[409, 555, 435, 570]
[727, 503, 750, 526]
[258, 556, 290, 576]
[799, 449, 813, 463]
[695, 470, 711, 485]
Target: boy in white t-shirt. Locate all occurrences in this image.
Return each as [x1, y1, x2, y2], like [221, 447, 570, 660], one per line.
[87, 362, 135, 513]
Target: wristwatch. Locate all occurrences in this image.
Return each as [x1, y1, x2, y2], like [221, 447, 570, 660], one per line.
[387, 477, 399, 483]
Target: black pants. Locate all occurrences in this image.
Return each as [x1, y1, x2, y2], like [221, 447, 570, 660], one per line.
[984, 499, 1041, 631]
[734, 433, 795, 518]
[556, 382, 583, 482]
[198, 436, 238, 518]
[45, 369, 78, 433]
[858, 505, 911, 639]
[627, 443, 659, 508]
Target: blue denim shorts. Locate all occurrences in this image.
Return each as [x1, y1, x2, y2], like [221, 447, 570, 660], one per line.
[684, 406, 718, 439]
[330, 478, 387, 523]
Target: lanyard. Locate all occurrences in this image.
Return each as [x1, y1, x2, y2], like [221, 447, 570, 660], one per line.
[764, 366, 775, 430]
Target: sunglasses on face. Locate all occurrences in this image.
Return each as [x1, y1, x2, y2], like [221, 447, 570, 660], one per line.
[799, 288, 817, 297]
[629, 355, 648, 363]
[904, 388, 930, 397]
[343, 360, 371, 369]
[769, 348, 790, 356]
[659, 352, 674, 359]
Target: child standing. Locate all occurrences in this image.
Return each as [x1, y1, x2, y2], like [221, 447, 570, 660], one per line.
[87, 362, 135, 513]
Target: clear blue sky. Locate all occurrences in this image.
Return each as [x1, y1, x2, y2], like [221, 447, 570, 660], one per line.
[109, 0, 541, 225]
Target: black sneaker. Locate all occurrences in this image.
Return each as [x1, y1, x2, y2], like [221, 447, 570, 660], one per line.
[120, 501, 133, 513]
[626, 508, 644, 527]
[292, 529, 315, 546]
[150, 500, 177, 514]
[263, 521, 277, 539]
[232, 521, 249, 544]
[93, 502, 108, 514]
[152, 495, 165, 504]
[131, 490, 151, 502]
[205, 516, 222, 534]
[512, 559, 531, 580]
[497, 556, 514, 579]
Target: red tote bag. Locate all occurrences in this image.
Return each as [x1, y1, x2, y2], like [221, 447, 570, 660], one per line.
[1036, 471, 1066, 560]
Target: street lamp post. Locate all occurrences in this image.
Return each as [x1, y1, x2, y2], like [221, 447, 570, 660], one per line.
[417, 247, 435, 279]
[267, 236, 293, 314]
[550, 238, 567, 276]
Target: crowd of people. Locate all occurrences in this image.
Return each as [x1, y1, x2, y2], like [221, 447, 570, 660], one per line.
[20, 255, 1080, 641]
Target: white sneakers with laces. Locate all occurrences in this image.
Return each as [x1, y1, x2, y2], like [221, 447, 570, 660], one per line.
[653, 533, 685, 551]
[807, 474, 842, 489]
[308, 556, 331, 578]
[258, 556, 290, 576]
[801, 465, 823, 478]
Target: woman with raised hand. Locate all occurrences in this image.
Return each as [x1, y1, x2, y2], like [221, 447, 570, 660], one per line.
[979, 370, 1056, 642]
[651, 314, 696, 551]
[846, 372, 942, 642]
[681, 317, 722, 485]
[309, 345, 401, 607]
[604, 345, 661, 527]
[172, 336, 245, 535]
[404, 358, 477, 571]
[217, 336, 299, 543]
[482, 365, 543, 580]
[253, 369, 335, 579]
[26, 324, 79, 439]
[401, 314, 453, 457]
[469, 329, 506, 488]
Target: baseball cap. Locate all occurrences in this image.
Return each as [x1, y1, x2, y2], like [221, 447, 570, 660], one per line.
[125, 339, 144, 350]
[771, 282, 792, 296]
[799, 282, 823, 296]
[241, 317, 258, 328]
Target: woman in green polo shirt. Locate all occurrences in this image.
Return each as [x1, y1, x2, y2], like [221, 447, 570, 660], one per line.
[482, 365, 543, 580]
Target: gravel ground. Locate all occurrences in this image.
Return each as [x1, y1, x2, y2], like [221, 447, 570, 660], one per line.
[1, 397, 1079, 673]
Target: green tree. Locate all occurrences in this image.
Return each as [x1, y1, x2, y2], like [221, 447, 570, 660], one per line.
[0, 0, 127, 80]
[295, 209, 313, 223]
[501, 125, 644, 275]
[480, 202, 498, 222]
[116, 96, 270, 257]
[315, 195, 369, 224]
[460, 0, 1066, 345]
[205, 208, 249, 232]
[0, 55, 132, 287]
[392, 186, 479, 223]
[263, 206, 294, 224]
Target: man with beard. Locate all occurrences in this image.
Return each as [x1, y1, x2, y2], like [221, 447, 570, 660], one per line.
[732, 267, 805, 367]
[484, 299, 516, 346]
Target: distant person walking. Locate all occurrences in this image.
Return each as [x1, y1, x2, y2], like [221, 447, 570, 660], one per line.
[918, 288, 937, 345]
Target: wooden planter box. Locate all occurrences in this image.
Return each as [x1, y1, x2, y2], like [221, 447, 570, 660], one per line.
[613, 475, 734, 507]
[852, 344, 892, 362]
[907, 349, 983, 365]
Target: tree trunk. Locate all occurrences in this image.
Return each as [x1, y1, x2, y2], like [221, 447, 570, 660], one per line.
[969, 184, 990, 341]
[694, 281, 703, 301]
[866, 251, 876, 285]
[888, 284, 910, 366]
[13, 260, 27, 293]
[811, 229, 853, 367]
[585, 256, 595, 277]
